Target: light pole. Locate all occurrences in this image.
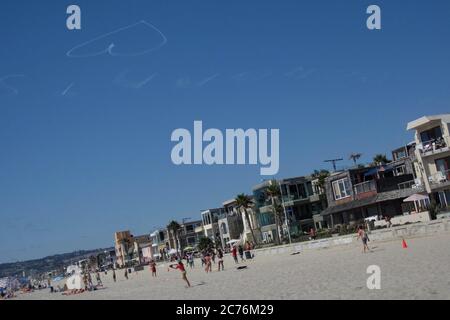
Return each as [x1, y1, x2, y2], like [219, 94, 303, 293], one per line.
[278, 182, 292, 244]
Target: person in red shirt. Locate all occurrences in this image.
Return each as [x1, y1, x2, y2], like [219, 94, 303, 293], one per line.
[231, 245, 238, 264]
[169, 260, 191, 287]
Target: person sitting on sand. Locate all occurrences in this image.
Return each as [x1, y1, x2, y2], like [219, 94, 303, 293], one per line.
[169, 260, 191, 288]
[356, 225, 370, 253]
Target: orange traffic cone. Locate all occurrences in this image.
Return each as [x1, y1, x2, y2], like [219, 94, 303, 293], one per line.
[402, 239, 408, 249]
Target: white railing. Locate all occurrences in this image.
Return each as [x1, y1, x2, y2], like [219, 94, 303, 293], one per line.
[398, 180, 415, 190]
[429, 170, 450, 185]
[418, 137, 447, 154]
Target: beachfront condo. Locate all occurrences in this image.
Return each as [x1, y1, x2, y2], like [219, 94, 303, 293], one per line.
[200, 208, 225, 246]
[179, 219, 203, 250]
[320, 149, 423, 228]
[252, 180, 279, 244]
[219, 199, 248, 248]
[150, 229, 169, 261]
[278, 176, 326, 236]
[407, 114, 450, 210]
[114, 231, 139, 267]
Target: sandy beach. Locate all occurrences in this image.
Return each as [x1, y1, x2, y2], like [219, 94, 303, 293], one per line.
[12, 232, 450, 300]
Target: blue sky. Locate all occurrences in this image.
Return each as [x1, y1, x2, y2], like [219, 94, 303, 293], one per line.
[1, 0, 449, 263]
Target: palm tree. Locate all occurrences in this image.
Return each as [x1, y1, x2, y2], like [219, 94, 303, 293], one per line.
[166, 220, 181, 253]
[198, 237, 214, 251]
[265, 183, 283, 245]
[349, 153, 362, 166]
[312, 169, 330, 193]
[373, 154, 390, 166]
[235, 193, 258, 245]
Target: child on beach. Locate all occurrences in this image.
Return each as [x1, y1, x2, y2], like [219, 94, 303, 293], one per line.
[169, 260, 191, 288]
[357, 225, 370, 253]
[150, 260, 157, 277]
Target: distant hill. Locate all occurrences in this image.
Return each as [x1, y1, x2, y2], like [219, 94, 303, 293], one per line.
[0, 247, 114, 278]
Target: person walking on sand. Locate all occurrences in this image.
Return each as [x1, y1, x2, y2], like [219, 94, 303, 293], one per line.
[95, 270, 103, 286]
[238, 245, 245, 262]
[150, 260, 157, 277]
[169, 260, 191, 288]
[204, 252, 212, 273]
[357, 225, 370, 253]
[217, 248, 224, 271]
[231, 245, 238, 264]
[112, 269, 117, 282]
[124, 268, 129, 280]
[310, 228, 317, 240]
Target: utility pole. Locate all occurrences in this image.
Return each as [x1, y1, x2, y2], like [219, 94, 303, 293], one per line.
[278, 182, 292, 244]
[324, 158, 343, 172]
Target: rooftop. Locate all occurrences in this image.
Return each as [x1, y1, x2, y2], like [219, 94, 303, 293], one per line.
[406, 114, 450, 131]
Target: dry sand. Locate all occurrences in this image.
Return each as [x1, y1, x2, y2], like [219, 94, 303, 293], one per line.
[13, 233, 450, 300]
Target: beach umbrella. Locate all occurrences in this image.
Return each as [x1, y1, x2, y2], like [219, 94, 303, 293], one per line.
[227, 239, 241, 245]
[403, 193, 430, 212]
[184, 246, 194, 252]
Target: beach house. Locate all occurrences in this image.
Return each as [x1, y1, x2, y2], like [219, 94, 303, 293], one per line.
[252, 180, 279, 243]
[278, 176, 326, 236]
[201, 208, 225, 245]
[319, 149, 422, 228]
[179, 219, 203, 250]
[407, 114, 450, 210]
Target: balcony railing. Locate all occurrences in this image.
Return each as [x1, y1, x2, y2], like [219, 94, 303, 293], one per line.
[429, 170, 450, 186]
[418, 137, 447, 155]
[353, 180, 377, 195]
[398, 180, 416, 190]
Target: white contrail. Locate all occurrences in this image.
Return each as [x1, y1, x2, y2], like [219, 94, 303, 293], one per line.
[197, 73, 220, 87]
[66, 20, 167, 58]
[61, 82, 74, 96]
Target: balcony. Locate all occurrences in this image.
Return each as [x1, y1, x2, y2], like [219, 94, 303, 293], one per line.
[353, 180, 377, 199]
[429, 169, 450, 190]
[417, 137, 449, 157]
[398, 180, 415, 190]
[282, 194, 311, 206]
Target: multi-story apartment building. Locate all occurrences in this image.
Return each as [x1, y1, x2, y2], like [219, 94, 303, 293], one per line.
[252, 180, 279, 243]
[222, 198, 259, 245]
[150, 229, 168, 260]
[407, 114, 450, 208]
[201, 208, 226, 245]
[320, 153, 422, 228]
[279, 176, 326, 235]
[133, 234, 152, 264]
[114, 231, 141, 267]
[179, 219, 203, 249]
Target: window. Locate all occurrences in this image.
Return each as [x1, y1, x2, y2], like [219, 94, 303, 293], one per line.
[393, 149, 407, 161]
[298, 183, 307, 198]
[420, 126, 442, 143]
[395, 165, 406, 176]
[332, 178, 351, 200]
